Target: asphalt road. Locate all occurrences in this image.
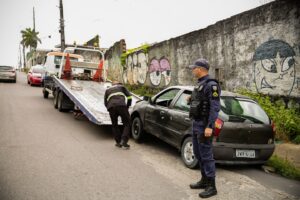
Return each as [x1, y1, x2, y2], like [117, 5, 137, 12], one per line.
[0, 72, 299, 200]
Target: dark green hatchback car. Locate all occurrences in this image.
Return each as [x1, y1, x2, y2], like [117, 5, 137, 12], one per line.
[130, 86, 275, 168]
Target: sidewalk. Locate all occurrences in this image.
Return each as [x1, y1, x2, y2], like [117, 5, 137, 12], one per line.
[274, 143, 300, 168]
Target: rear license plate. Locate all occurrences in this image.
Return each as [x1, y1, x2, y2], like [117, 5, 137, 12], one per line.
[236, 149, 255, 158]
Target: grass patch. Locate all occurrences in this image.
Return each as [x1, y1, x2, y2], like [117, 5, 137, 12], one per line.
[266, 155, 300, 181]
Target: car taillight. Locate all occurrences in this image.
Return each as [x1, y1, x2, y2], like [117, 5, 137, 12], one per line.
[271, 120, 276, 134]
[214, 118, 224, 137]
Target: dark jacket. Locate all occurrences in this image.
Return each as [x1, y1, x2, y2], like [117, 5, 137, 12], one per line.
[104, 84, 132, 110]
[190, 75, 221, 129]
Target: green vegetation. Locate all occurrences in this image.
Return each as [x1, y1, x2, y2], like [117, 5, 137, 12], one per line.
[125, 84, 162, 97]
[238, 89, 300, 143]
[120, 44, 150, 66]
[21, 27, 41, 50]
[266, 155, 300, 180]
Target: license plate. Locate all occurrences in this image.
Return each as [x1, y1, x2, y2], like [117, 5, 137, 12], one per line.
[236, 149, 255, 158]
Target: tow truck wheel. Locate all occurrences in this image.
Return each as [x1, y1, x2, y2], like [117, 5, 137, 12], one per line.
[53, 89, 59, 109]
[181, 136, 199, 169]
[43, 88, 49, 99]
[57, 91, 65, 112]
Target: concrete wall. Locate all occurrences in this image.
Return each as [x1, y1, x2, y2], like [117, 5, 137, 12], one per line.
[105, 0, 300, 98]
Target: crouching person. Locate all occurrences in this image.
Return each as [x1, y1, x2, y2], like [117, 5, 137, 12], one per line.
[104, 81, 132, 149]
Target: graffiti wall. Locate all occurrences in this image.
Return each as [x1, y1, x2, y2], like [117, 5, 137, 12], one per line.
[122, 50, 172, 87]
[105, 0, 299, 98]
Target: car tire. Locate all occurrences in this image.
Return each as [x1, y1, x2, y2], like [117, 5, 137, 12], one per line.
[181, 136, 199, 169]
[53, 89, 59, 109]
[43, 88, 49, 99]
[131, 116, 145, 142]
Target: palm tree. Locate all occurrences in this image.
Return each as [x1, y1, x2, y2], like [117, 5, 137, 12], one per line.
[20, 28, 41, 68]
[21, 28, 41, 50]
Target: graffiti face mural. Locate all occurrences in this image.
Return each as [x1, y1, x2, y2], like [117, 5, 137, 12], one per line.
[123, 51, 172, 87]
[149, 59, 161, 86]
[253, 40, 296, 96]
[149, 57, 171, 86]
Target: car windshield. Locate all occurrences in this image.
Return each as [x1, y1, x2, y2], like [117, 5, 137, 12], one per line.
[32, 68, 45, 73]
[220, 97, 270, 124]
[54, 56, 79, 65]
[0, 66, 13, 71]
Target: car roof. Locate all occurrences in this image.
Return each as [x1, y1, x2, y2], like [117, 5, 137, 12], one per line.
[168, 85, 252, 99]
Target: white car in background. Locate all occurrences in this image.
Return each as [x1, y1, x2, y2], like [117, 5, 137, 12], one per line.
[0, 65, 16, 83]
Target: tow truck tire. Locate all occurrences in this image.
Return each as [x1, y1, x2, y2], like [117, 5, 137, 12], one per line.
[53, 89, 59, 109]
[181, 136, 199, 169]
[57, 91, 65, 112]
[43, 88, 49, 99]
[131, 116, 145, 142]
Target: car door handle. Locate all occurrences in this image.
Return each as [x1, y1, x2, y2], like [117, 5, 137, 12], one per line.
[160, 111, 165, 115]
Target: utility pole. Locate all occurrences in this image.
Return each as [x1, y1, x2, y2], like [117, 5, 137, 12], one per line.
[59, 0, 66, 52]
[33, 7, 35, 30]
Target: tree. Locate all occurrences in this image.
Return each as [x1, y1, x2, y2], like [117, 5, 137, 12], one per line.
[20, 28, 41, 68]
[20, 28, 41, 51]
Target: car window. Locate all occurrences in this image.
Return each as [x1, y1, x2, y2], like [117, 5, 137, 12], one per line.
[220, 97, 270, 124]
[0, 66, 13, 71]
[54, 56, 79, 65]
[173, 90, 191, 112]
[155, 89, 180, 107]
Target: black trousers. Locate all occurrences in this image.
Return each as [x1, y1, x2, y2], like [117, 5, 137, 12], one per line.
[108, 106, 131, 144]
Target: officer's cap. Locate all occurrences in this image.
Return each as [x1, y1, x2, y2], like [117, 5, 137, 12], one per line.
[188, 58, 210, 70]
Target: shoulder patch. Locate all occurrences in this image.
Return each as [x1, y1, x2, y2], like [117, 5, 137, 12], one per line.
[211, 85, 219, 98]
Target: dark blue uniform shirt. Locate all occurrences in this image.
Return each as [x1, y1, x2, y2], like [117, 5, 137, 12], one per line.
[197, 75, 221, 129]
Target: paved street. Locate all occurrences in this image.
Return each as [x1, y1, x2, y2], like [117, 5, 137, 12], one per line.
[0, 72, 299, 200]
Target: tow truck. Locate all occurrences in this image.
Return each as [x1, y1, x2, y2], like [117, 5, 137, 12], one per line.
[43, 47, 138, 125]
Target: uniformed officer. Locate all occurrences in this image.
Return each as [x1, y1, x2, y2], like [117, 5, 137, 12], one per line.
[187, 58, 221, 198]
[104, 81, 132, 149]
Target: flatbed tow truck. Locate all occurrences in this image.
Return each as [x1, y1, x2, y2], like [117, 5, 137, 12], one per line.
[43, 47, 139, 125]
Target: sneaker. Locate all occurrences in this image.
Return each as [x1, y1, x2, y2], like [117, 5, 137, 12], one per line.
[115, 143, 122, 148]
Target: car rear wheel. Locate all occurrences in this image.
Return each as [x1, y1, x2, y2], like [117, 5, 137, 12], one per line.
[131, 116, 144, 142]
[181, 136, 198, 169]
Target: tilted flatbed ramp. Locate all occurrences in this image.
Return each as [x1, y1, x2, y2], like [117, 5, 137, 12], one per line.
[53, 77, 140, 125]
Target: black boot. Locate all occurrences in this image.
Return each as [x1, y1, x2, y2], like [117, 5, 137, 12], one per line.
[199, 178, 217, 198]
[190, 176, 208, 189]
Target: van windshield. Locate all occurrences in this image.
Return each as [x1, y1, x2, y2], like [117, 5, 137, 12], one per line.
[220, 97, 270, 124]
[54, 56, 79, 65]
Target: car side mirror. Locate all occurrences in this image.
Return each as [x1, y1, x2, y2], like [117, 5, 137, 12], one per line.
[143, 96, 153, 104]
[143, 96, 149, 101]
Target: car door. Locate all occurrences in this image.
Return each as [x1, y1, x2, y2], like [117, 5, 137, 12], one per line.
[165, 90, 193, 148]
[144, 88, 180, 140]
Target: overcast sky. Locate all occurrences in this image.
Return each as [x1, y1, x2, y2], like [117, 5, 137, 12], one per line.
[0, 0, 269, 66]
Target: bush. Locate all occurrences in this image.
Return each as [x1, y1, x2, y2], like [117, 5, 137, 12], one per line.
[125, 84, 162, 97]
[237, 89, 300, 143]
[267, 155, 300, 180]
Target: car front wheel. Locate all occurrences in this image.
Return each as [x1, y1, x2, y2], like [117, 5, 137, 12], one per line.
[131, 116, 144, 142]
[181, 136, 198, 169]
